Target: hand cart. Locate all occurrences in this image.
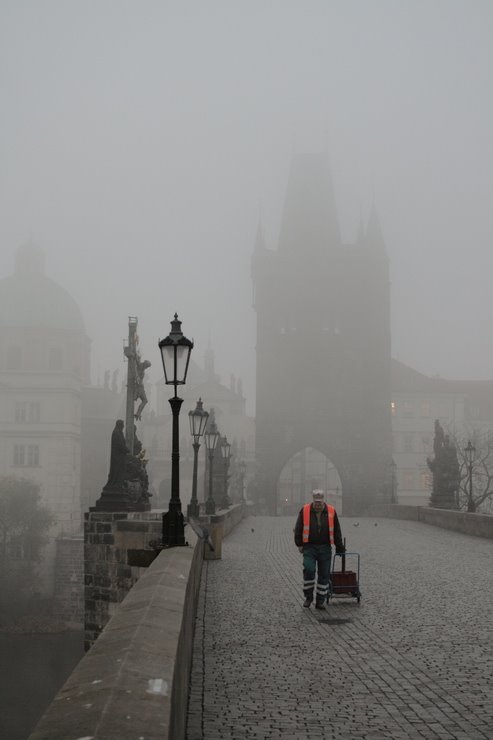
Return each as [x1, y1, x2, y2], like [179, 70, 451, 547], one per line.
[329, 542, 361, 604]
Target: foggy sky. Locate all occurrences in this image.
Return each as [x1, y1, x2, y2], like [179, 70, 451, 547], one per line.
[1, 0, 493, 415]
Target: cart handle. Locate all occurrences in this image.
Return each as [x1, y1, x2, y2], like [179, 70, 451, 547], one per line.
[334, 551, 360, 557]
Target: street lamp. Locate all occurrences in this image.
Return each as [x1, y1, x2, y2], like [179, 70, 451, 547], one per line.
[188, 398, 209, 519]
[158, 313, 193, 547]
[204, 414, 220, 515]
[220, 435, 232, 509]
[391, 459, 397, 504]
[238, 460, 246, 503]
[464, 439, 475, 513]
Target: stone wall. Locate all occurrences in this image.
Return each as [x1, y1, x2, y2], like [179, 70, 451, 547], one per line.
[29, 503, 248, 740]
[53, 535, 84, 627]
[369, 504, 493, 539]
[84, 511, 162, 650]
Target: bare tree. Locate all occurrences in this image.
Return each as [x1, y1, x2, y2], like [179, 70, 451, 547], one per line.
[449, 430, 493, 513]
[0, 476, 54, 618]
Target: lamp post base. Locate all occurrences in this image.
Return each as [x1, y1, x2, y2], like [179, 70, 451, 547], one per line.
[205, 498, 215, 515]
[162, 508, 186, 547]
[187, 500, 200, 519]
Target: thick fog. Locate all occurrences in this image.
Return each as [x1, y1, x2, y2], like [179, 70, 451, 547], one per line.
[1, 1, 493, 413]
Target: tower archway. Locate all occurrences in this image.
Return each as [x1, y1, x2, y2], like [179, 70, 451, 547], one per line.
[278, 447, 342, 515]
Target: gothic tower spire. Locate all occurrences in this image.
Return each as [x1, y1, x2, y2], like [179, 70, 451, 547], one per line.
[278, 152, 341, 254]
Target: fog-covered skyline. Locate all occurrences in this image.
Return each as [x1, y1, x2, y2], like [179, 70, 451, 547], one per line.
[2, 1, 493, 415]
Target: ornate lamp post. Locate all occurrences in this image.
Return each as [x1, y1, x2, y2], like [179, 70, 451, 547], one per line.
[158, 314, 193, 547]
[238, 460, 246, 503]
[220, 435, 232, 509]
[204, 414, 220, 515]
[464, 440, 475, 512]
[188, 398, 209, 519]
[391, 459, 397, 504]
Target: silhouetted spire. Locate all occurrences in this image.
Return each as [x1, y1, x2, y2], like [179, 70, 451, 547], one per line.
[278, 152, 341, 253]
[204, 340, 215, 381]
[15, 241, 45, 275]
[366, 203, 387, 257]
[254, 218, 266, 253]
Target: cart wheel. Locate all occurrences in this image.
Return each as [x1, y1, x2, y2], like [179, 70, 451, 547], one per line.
[357, 595, 361, 604]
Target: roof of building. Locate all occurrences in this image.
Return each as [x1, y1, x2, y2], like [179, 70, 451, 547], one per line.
[0, 243, 86, 334]
[392, 358, 493, 421]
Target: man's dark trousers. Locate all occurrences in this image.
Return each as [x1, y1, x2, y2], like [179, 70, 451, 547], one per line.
[303, 544, 332, 605]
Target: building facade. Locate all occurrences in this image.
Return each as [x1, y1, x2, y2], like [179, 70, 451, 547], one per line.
[391, 359, 493, 507]
[0, 244, 90, 593]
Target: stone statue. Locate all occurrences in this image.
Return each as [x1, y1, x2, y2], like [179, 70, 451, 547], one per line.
[103, 419, 129, 490]
[433, 418, 445, 456]
[134, 357, 151, 421]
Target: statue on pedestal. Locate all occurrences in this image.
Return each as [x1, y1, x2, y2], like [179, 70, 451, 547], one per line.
[103, 419, 129, 491]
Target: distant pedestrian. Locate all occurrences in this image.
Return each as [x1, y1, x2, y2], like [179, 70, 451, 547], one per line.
[294, 490, 345, 609]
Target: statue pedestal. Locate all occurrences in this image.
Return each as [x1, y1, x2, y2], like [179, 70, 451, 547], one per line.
[90, 487, 132, 512]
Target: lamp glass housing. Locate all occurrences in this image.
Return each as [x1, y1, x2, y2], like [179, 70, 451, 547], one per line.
[189, 398, 209, 438]
[220, 438, 231, 460]
[158, 314, 193, 386]
[204, 427, 220, 452]
[465, 440, 476, 465]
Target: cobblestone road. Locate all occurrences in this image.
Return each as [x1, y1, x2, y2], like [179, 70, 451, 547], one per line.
[186, 516, 493, 739]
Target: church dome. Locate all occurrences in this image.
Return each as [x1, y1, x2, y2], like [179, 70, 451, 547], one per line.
[0, 243, 86, 334]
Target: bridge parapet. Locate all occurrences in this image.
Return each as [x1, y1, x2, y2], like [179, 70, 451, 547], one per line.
[29, 503, 247, 740]
[369, 503, 493, 539]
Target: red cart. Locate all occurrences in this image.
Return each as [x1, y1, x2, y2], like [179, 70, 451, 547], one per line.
[329, 544, 361, 604]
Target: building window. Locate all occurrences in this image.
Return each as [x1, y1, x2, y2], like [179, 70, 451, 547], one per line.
[27, 445, 39, 466]
[15, 402, 27, 423]
[29, 402, 41, 422]
[420, 471, 431, 490]
[13, 445, 25, 466]
[402, 470, 415, 489]
[421, 435, 432, 454]
[391, 401, 396, 415]
[6, 346, 22, 371]
[8, 536, 25, 560]
[49, 347, 63, 371]
[402, 400, 413, 417]
[403, 434, 414, 453]
[14, 402, 40, 423]
[12, 444, 39, 467]
[420, 400, 431, 417]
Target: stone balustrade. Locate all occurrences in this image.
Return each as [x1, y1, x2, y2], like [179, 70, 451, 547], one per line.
[369, 503, 493, 538]
[29, 503, 246, 740]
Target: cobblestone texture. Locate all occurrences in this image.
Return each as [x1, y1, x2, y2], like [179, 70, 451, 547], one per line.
[186, 516, 493, 739]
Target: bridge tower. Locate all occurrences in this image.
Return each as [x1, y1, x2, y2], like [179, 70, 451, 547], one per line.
[252, 153, 392, 515]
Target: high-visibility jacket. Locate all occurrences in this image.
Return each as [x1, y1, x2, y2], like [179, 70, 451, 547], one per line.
[302, 503, 335, 545]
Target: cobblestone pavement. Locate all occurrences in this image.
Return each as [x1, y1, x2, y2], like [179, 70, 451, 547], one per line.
[186, 516, 493, 739]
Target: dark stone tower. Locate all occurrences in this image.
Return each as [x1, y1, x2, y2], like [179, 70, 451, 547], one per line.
[252, 153, 392, 515]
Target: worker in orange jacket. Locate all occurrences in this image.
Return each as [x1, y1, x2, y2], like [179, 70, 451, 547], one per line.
[294, 490, 345, 609]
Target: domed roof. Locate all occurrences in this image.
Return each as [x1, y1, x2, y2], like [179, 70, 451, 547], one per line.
[0, 243, 86, 334]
